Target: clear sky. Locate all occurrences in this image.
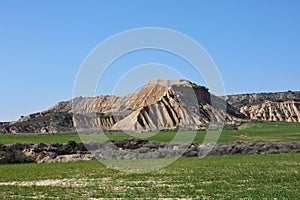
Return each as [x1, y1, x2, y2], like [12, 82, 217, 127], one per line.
[0, 0, 300, 121]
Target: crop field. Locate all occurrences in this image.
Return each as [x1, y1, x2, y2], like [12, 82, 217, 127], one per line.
[0, 154, 299, 199]
[0, 122, 300, 199]
[0, 122, 300, 145]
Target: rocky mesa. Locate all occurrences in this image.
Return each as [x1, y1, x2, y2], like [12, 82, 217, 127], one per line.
[0, 80, 299, 134]
[226, 91, 300, 122]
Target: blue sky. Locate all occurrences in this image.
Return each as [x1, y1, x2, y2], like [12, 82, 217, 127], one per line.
[0, 0, 300, 121]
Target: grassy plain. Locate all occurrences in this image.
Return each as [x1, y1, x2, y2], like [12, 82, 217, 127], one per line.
[0, 154, 299, 199]
[0, 122, 299, 199]
[0, 122, 300, 145]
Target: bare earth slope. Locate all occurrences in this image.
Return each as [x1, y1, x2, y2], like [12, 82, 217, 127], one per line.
[74, 79, 246, 132]
[1, 80, 299, 134]
[0, 79, 246, 134]
[226, 91, 300, 122]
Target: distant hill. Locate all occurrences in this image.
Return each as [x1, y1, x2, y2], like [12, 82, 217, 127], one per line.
[0, 80, 299, 134]
[226, 91, 300, 122]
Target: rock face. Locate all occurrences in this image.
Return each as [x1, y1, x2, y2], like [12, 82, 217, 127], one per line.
[73, 79, 246, 132]
[0, 79, 246, 134]
[226, 91, 300, 122]
[0, 80, 299, 134]
[0, 112, 75, 134]
[240, 101, 300, 122]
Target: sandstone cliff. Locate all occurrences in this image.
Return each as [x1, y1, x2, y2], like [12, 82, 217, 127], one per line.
[1, 80, 299, 134]
[0, 79, 246, 134]
[240, 100, 300, 122]
[226, 91, 300, 122]
[226, 91, 300, 108]
[73, 79, 246, 132]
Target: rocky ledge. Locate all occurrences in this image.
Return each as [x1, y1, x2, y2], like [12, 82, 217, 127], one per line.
[1, 138, 300, 164]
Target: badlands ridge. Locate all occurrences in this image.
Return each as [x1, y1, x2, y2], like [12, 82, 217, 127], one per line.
[0, 79, 299, 134]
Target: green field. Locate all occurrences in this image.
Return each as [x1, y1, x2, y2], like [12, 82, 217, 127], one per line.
[1, 122, 300, 145]
[0, 122, 300, 199]
[0, 154, 299, 199]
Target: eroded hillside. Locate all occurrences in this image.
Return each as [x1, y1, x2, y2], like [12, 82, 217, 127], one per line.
[1, 80, 299, 134]
[0, 79, 246, 133]
[226, 91, 300, 122]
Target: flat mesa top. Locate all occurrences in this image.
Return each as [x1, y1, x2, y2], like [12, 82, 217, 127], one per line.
[147, 79, 206, 89]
